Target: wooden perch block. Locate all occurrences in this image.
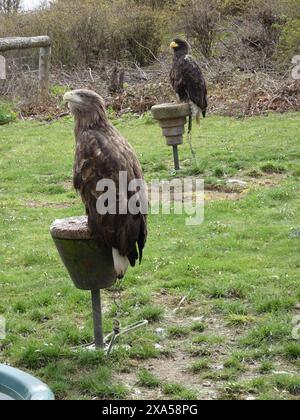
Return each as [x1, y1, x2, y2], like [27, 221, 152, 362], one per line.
[50, 216, 92, 240]
[151, 103, 190, 147]
[158, 117, 187, 128]
[151, 103, 190, 120]
[162, 126, 185, 137]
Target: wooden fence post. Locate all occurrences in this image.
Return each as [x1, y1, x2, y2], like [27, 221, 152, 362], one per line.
[39, 46, 51, 100]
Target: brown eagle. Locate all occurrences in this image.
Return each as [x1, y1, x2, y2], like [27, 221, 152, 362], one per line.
[170, 38, 208, 124]
[63, 89, 147, 279]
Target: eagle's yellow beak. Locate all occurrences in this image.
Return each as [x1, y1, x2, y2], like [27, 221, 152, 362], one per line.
[170, 41, 179, 49]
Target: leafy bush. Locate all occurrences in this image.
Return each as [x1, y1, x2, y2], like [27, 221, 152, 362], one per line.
[181, 0, 221, 58]
[278, 18, 300, 65]
[0, 0, 164, 67]
[134, 0, 175, 8]
[218, 0, 251, 16]
[236, 0, 284, 67]
[0, 101, 17, 125]
[118, 7, 164, 66]
[50, 84, 70, 98]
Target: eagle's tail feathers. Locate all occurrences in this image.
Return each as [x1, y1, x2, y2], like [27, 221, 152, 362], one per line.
[128, 245, 138, 268]
[112, 248, 129, 279]
[138, 216, 147, 264]
[191, 103, 201, 126]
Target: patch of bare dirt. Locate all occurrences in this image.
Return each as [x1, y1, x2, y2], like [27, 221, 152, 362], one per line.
[249, 173, 287, 188]
[151, 173, 285, 208]
[114, 293, 243, 400]
[205, 190, 245, 202]
[115, 289, 300, 400]
[26, 200, 74, 209]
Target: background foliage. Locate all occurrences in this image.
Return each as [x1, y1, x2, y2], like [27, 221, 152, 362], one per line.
[0, 0, 299, 68]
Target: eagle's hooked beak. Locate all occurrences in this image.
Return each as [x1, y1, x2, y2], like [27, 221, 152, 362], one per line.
[63, 91, 83, 109]
[63, 91, 76, 104]
[170, 41, 179, 49]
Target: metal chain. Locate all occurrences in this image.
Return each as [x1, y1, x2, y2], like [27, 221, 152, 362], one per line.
[106, 278, 148, 355]
[71, 278, 148, 354]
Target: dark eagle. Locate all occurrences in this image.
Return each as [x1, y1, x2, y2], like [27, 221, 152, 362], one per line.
[170, 38, 208, 124]
[63, 89, 147, 279]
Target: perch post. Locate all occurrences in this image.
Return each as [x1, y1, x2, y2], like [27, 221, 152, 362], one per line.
[151, 103, 190, 170]
[172, 143, 180, 171]
[91, 290, 104, 349]
[50, 216, 117, 349]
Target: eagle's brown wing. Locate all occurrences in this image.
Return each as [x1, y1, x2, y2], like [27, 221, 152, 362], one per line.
[73, 125, 147, 267]
[170, 55, 208, 117]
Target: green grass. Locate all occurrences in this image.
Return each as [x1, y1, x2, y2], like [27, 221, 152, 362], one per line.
[226, 314, 257, 327]
[168, 325, 191, 338]
[192, 334, 225, 345]
[136, 305, 164, 323]
[191, 322, 206, 332]
[138, 369, 161, 388]
[188, 359, 210, 373]
[78, 366, 128, 399]
[163, 382, 198, 400]
[0, 101, 17, 125]
[258, 361, 275, 374]
[0, 112, 300, 400]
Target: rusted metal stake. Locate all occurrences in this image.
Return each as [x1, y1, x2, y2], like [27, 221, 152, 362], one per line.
[91, 290, 104, 349]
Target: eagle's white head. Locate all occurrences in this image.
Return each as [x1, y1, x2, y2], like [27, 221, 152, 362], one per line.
[63, 89, 107, 128]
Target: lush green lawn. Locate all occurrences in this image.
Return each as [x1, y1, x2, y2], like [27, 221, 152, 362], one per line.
[0, 112, 300, 400]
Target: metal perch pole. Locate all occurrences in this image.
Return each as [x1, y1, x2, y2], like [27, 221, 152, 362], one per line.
[91, 290, 104, 349]
[172, 145, 180, 170]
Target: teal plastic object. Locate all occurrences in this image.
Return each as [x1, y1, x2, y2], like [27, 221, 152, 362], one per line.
[0, 365, 54, 400]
